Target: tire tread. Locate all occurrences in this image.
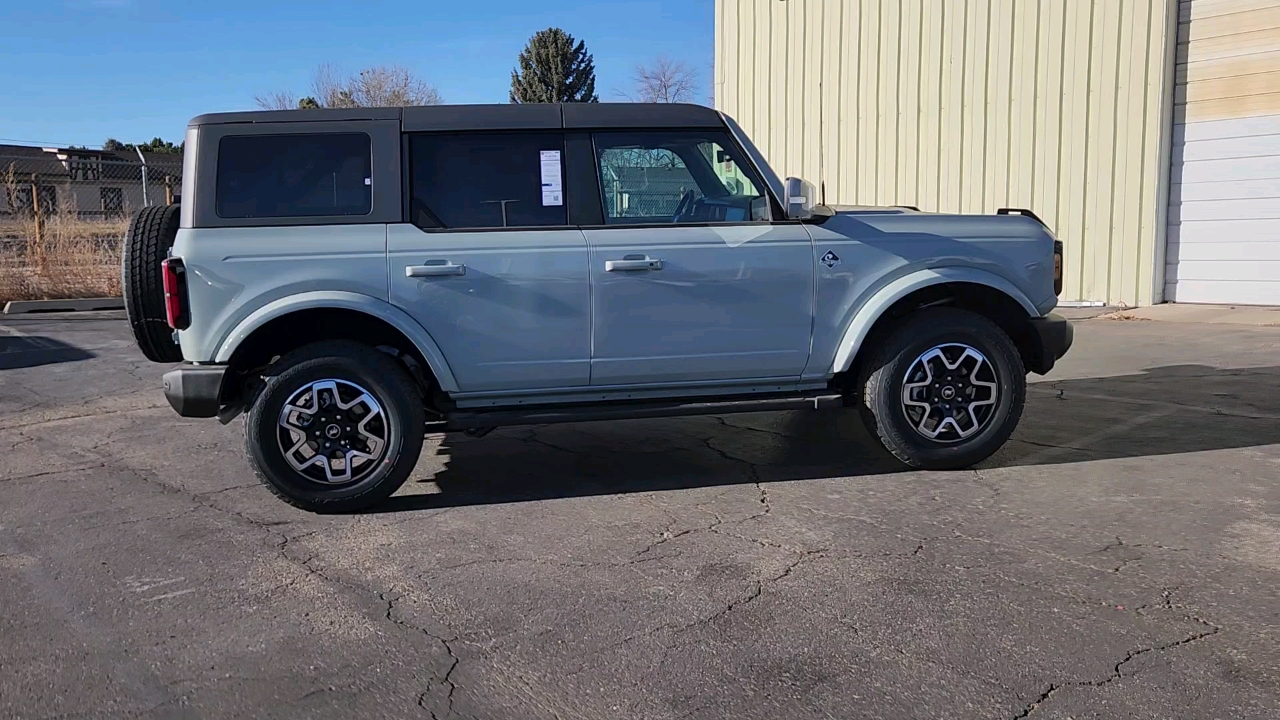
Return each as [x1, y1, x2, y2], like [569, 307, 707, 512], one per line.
[122, 204, 182, 363]
[858, 308, 1025, 470]
[244, 341, 425, 513]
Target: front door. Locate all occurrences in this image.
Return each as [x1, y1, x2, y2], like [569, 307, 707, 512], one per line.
[585, 130, 814, 386]
[389, 131, 590, 393]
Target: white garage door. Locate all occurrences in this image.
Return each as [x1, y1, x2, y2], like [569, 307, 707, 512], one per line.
[1166, 0, 1280, 305]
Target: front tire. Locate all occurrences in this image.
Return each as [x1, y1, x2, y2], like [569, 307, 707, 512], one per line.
[858, 308, 1025, 469]
[244, 341, 425, 513]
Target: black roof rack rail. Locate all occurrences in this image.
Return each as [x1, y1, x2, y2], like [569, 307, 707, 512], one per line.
[997, 207, 1046, 226]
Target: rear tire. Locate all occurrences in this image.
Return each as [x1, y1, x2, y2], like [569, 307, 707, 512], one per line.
[122, 204, 182, 363]
[858, 308, 1025, 469]
[244, 341, 425, 513]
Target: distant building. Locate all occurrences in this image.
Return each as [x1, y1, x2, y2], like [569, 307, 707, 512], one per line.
[716, 0, 1280, 306]
[0, 144, 183, 220]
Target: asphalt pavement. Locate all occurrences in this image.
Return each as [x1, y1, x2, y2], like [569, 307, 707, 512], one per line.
[1, 310, 1278, 719]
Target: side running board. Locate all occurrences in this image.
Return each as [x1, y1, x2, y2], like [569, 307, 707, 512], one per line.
[439, 392, 846, 433]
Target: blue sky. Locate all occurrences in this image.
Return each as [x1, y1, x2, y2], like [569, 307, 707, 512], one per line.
[0, 0, 714, 148]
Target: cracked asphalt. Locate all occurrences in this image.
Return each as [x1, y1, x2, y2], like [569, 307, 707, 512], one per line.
[2, 311, 1279, 719]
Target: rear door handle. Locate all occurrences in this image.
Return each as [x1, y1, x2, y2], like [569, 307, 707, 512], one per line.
[605, 256, 663, 272]
[406, 262, 466, 278]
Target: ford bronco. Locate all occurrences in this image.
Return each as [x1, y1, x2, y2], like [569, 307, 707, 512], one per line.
[122, 103, 1071, 512]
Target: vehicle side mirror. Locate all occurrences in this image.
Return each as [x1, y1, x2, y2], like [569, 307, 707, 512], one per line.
[783, 177, 816, 220]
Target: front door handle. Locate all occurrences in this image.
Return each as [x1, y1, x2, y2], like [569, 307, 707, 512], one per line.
[406, 262, 466, 278]
[605, 256, 663, 272]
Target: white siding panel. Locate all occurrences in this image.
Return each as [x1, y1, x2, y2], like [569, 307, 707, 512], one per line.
[1168, 279, 1280, 304]
[1171, 178, 1280, 201]
[1174, 153, 1280, 182]
[1169, 0, 1280, 306]
[1167, 239, 1280, 261]
[1169, 260, 1280, 281]
[1174, 112, 1280, 142]
[1172, 132, 1280, 162]
[1167, 1, 1280, 304]
[1169, 197, 1280, 221]
[1170, 217, 1280, 243]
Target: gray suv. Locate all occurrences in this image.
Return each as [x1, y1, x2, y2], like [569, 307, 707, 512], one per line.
[121, 103, 1071, 512]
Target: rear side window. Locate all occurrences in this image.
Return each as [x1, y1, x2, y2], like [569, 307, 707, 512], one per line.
[409, 132, 567, 230]
[216, 133, 371, 219]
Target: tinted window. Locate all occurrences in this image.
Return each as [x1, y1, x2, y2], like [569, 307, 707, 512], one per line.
[594, 131, 769, 225]
[216, 133, 371, 219]
[409, 132, 567, 229]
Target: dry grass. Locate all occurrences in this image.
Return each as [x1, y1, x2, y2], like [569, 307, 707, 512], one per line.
[1098, 310, 1151, 321]
[0, 214, 127, 302]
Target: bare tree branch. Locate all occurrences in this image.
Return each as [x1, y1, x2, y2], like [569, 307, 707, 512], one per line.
[312, 63, 354, 108]
[256, 64, 443, 110]
[622, 56, 700, 104]
[254, 90, 299, 110]
[349, 65, 444, 107]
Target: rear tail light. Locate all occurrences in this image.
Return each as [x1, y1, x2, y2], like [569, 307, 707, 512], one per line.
[161, 258, 190, 330]
[1053, 240, 1064, 296]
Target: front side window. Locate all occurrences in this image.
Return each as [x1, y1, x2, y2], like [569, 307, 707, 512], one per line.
[216, 133, 371, 219]
[409, 132, 567, 230]
[594, 131, 769, 225]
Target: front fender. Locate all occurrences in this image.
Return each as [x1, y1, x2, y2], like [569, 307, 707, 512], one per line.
[830, 267, 1039, 374]
[212, 290, 460, 393]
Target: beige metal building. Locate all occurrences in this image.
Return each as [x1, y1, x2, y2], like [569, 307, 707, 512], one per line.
[715, 0, 1280, 306]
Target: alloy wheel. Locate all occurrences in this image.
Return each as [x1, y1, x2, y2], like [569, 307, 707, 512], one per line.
[276, 379, 390, 484]
[900, 343, 999, 443]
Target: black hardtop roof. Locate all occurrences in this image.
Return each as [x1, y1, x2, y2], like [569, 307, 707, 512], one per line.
[188, 103, 726, 132]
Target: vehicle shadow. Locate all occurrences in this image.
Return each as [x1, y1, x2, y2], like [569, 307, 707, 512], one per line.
[371, 363, 1280, 513]
[0, 336, 96, 370]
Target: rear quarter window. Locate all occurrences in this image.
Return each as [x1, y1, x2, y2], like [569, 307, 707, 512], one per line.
[216, 133, 372, 219]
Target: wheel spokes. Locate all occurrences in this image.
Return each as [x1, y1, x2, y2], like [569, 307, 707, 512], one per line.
[899, 343, 1000, 443]
[276, 378, 390, 485]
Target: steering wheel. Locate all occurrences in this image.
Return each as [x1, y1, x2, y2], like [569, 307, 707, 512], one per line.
[671, 189, 696, 223]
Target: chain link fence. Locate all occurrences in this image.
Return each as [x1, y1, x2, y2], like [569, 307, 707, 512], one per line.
[1, 151, 182, 302]
[603, 177, 695, 220]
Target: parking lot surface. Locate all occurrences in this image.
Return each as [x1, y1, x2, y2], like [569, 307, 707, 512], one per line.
[2, 311, 1278, 719]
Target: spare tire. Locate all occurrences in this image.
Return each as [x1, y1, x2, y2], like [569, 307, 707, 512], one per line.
[122, 204, 183, 363]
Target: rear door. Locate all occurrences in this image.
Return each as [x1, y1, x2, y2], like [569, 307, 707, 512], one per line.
[388, 131, 591, 393]
[583, 130, 814, 386]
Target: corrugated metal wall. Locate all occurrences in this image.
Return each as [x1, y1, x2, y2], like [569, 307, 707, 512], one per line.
[714, 0, 1181, 306]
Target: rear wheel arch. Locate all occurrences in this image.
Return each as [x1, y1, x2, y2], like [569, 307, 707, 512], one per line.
[217, 303, 456, 412]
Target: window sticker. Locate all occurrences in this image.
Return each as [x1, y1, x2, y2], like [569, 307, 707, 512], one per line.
[540, 150, 563, 206]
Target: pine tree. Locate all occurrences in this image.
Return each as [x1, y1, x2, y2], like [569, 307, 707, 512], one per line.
[509, 28, 598, 104]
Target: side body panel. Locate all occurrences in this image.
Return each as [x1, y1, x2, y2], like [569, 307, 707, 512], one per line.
[174, 225, 390, 363]
[583, 224, 814, 386]
[211, 290, 460, 392]
[804, 211, 1058, 379]
[387, 224, 592, 393]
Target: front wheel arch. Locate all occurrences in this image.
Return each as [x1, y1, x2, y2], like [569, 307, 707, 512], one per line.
[839, 280, 1044, 393]
[830, 269, 1042, 378]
